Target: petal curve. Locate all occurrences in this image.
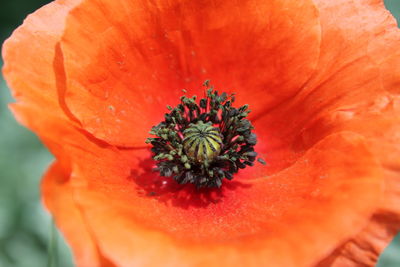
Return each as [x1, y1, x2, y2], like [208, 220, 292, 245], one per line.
[42, 162, 104, 266]
[2, 0, 81, 122]
[59, 132, 383, 267]
[60, 0, 321, 146]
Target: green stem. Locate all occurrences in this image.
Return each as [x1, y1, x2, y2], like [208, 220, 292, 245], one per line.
[46, 219, 58, 267]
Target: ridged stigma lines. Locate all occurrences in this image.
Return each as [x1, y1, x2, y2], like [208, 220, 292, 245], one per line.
[183, 121, 222, 163]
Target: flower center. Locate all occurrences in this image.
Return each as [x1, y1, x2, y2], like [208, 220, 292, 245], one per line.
[183, 121, 222, 163]
[146, 81, 264, 188]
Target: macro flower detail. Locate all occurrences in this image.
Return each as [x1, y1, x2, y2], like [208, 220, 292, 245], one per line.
[147, 83, 262, 188]
[2, 0, 400, 266]
[183, 120, 223, 163]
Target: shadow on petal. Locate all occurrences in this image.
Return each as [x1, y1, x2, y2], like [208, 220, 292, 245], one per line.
[129, 156, 251, 209]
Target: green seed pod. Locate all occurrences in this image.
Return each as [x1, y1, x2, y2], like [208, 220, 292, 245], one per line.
[183, 121, 222, 162]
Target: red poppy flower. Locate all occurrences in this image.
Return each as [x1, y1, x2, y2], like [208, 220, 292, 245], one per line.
[3, 0, 400, 266]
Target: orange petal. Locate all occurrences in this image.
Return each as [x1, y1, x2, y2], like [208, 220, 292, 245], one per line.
[316, 211, 400, 266]
[51, 131, 383, 267]
[42, 162, 105, 266]
[251, 0, 400, 265]
[301, 1, 400, 265]
[60, 0, 321, 146]
[13, 102, 116, 266]
[252, 0, 399, 170]
[2, 0, 81, 125]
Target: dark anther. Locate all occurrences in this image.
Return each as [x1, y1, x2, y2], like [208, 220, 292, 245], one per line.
[146, 81, 264, 188]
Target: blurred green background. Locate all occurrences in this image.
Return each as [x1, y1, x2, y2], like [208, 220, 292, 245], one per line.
[0, 1, 399, 266]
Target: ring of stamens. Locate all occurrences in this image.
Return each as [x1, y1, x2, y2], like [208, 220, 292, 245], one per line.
[146, 81, 264, 188]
